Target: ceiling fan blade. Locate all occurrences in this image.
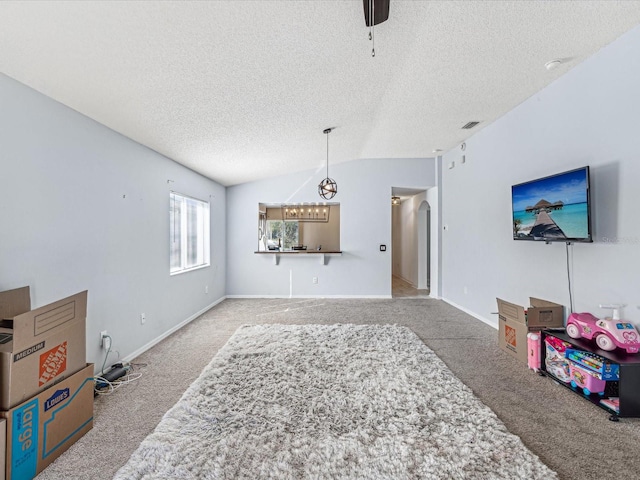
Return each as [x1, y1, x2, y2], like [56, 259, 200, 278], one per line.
[363, 0, 390, 27]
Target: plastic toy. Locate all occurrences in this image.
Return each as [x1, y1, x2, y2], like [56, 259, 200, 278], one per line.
[565, 348, 619, 380]
[566, 305, 640, 354]
[599, 397, 620, 414]
[569, 363, 606, 396]
[527, 332, 541, 371]
[544, 336, 572, 382]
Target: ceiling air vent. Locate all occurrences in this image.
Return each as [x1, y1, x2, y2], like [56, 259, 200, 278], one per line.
[461, 121, 480, 129]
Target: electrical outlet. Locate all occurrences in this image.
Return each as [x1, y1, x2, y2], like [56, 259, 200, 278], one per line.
[140, 313, 146, 325]
[205, 285, 209, 294]
[100, 330, 111, 350]
[313, 277, 318, 284]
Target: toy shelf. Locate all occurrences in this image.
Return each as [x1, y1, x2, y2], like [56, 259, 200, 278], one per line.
[541, 330, 640, 421]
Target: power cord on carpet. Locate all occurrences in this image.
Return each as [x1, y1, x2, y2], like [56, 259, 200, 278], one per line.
[95, 334, 145, 395]
[94, 370, 144, 396]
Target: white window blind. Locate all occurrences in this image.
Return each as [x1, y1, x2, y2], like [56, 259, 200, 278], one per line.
[170, 192, 210, 275]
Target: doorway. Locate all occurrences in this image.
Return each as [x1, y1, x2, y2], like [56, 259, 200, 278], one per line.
[391, 189, 430, 298]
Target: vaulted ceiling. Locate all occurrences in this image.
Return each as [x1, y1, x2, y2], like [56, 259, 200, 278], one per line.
[2, 1, 639, 186]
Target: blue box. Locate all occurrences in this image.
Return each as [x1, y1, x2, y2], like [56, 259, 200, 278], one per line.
[565, 348, 620, 381]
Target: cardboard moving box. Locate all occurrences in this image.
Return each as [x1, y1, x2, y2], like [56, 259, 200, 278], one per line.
[0, 288, 87, 410]
[2, 364, 94, 480]
[1, 418, 6, 480]
[497, 297, 564, 363]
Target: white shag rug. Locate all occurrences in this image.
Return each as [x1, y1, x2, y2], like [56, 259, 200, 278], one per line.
[114, 324, 557, 479]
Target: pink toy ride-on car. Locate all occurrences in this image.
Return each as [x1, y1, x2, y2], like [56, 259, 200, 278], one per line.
[566, 312, 640, 354]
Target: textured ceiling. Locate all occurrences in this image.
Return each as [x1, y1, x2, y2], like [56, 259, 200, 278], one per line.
[1, 1, 640, 186]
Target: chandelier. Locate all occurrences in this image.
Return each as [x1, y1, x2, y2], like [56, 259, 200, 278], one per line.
[318, 128, 337, 200]
[282, 204, 330, 223]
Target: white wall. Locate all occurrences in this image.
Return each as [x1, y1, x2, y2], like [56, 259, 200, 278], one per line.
[391, 203, 402, 276]
[0, 74, 226, 370]
[417, 196, 430, 290]
[427, 183, 441, 298]
[441, 25, 640, 325]
[227, 158, 435, 297]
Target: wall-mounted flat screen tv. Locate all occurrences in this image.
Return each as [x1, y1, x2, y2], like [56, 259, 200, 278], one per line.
[512, 166, 592, 242]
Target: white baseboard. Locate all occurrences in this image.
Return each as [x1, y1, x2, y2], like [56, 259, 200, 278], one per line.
[441, 297, 497, 330]
[119, 296, 227, 365]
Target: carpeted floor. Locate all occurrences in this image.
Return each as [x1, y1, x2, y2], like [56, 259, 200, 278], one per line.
[35, 298, 640, 480]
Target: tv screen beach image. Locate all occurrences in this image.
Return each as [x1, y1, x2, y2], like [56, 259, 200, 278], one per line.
[512, 168, 590, 241]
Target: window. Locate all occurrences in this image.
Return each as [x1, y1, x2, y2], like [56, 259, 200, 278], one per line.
[170, 192, 210, 275]
[265, 220, 299, 250]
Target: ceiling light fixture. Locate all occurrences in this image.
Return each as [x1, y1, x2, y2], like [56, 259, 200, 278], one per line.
[282, 204, 330, 223]
[364, 0, 390, 57]
[318, 128, 337, 200]
[545, 59, 562, 71]
[391, 196, 401, 206]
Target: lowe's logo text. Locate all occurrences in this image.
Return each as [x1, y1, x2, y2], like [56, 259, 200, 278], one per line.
[44, 388, 69, 411]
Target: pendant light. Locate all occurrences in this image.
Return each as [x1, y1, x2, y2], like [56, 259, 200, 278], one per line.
[318, 128, 337, 200]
